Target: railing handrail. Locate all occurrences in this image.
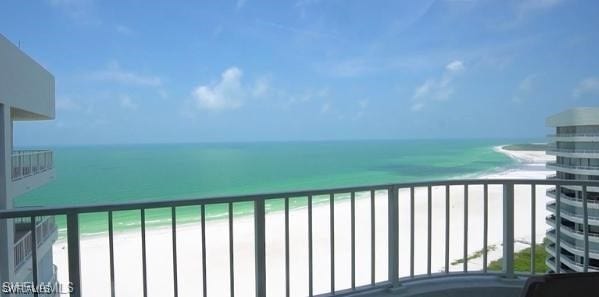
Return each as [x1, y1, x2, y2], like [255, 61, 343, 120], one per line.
[0, 179, 596, 297]
[12, 149, 52, 156]
[1, 178, 599, 219]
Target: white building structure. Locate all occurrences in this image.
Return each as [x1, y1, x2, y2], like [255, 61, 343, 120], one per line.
[0, 34, 57, 295]
[546, 107, 599, 272]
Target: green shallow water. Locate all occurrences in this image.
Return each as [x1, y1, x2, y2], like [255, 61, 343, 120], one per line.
[15, 139, 522, 236]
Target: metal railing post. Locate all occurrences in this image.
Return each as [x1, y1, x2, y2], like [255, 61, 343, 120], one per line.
[67, 213, 82, 297]
[388, 186, 399, 288]
[582, 186, 589, 272]
[254, 199, 266, 297]
[502, 183, 515, 278]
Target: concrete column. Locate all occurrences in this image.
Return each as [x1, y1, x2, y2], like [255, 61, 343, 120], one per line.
[0, 103, 15, 291]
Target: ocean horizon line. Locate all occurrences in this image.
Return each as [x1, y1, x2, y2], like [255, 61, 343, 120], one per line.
[14, 136, 545, 149]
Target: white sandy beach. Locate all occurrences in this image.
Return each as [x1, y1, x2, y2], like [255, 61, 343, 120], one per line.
[51, 146, 555, 297]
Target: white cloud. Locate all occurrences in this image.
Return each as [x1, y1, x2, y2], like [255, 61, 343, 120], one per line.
[573, 77, 599, 98]
[252, 78, 271, 97]
[320, 102, 331, 114]
[119, 95, 138, 110]
[358, 99, 369, 109]
[326, 59, 373, 78]
[518, 75, 536, 92]
[285, 88, 329, 106]
[189, 67, 328, 113]
[91, 62, 162, 87]
[411, 102, 425, 112]
[295, 0, 320, 18]
[517, 0, 564, 14]
[56, 97, 81, 111]
[510, 0, 564, 25]
[512, 74, 537, 103]
[192, 67, 246, 111]
[256, 19, 337, 40]
[445, 60, 465, 72]
[48, 0, 99, 24]
[411, 60, 465, 111]
[56, 97, 95, 115]
[115, 25, 133, 35]
[236, 0, 247, 10]
[158, 89, 168, 99]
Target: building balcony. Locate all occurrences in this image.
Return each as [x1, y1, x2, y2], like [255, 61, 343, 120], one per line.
[546, 202, 599, 225]
[1, 178, 599, 297]
[11, 150, 55, 196]
[544, 247, 598, 273]
[545, 229, 599, 260]
[11, 150, 53, 180]
[546, 162, 599, 175]
[547, 133, 599, 142]
[545, 256, 574, 273]
[546, 215, 599, 244]
[13, 216, 58, 270]
[546, 147, 599, 158]
[546, 189, 599, 209]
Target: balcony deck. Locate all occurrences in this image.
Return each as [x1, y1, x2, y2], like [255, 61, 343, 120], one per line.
[346, 276, 524, 297]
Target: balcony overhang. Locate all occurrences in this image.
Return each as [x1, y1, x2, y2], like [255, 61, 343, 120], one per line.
[546, 107, 599, 127]
[0, 34, 55, 120]
[11, 106, 53, 121]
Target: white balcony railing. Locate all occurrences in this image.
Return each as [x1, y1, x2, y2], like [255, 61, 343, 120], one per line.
[0, 179, 598, 297]
[13, 216, 57, 269]
[11, 150, 54, 181]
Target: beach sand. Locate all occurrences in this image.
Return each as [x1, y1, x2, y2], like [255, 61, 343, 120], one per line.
[51, 146, 555, 297]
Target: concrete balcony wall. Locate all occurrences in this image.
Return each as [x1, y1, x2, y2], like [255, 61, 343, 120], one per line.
[546, 230, 599, 258]
[0, 34, 54, 120]
[548, 202, 599, 220]
[546, 162, 599, 175]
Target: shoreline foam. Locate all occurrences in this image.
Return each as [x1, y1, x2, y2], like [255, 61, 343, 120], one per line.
[52, 146, 555, 297]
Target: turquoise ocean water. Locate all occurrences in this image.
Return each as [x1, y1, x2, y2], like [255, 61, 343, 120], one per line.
[16, 139, 525, 236]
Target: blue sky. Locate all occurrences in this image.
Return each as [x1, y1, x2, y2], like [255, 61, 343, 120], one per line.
[2, 0, 599, 145]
